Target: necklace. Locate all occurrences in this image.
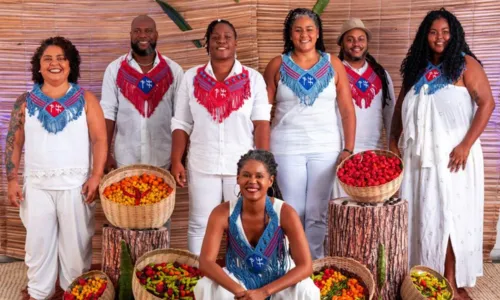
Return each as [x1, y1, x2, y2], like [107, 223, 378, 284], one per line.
[137, 61, 154, 67]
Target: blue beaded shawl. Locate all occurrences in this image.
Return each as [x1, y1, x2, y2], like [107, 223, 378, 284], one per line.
[226, 197, 289, 294]
[26, 83, 85, 134]
[280, 51, 334, 106]
[414, 60, 465, 95]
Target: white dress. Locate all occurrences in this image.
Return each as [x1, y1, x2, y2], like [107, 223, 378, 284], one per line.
[194, 198, 320, 299]
[399, 84, 484, 287]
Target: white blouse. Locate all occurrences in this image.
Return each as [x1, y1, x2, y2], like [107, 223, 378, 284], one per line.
[171, 59, 271, 175]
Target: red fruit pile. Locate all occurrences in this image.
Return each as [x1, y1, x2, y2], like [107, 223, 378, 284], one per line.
[63, 275, 107, 300]
[337, 151, 402, 187]
[136, 262, 202, 299]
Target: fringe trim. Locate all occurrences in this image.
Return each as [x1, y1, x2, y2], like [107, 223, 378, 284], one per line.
[26, 83, 84, 134]
[280, 52, 334, 106]
[414, 61, 464, 95]
[226, 197, 288, 292]
[116, 53, 174, 118]
[193, 66, 251, 123]
[344, 63, 382, 109]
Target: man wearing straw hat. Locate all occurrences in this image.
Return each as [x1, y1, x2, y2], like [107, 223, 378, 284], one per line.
[333, 18, 396, 197]
[100, 15, 184, 173]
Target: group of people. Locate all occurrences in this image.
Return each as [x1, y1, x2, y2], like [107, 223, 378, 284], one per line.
[5, 6, 494, 300]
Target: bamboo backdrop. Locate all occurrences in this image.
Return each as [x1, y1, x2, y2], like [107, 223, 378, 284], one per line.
[0, 0, 499, 264]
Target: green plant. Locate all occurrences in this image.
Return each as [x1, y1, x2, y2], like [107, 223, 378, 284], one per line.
[313, 0, 330, 15]
[118, 240, 134, 300]
[155, 0, 202, 48]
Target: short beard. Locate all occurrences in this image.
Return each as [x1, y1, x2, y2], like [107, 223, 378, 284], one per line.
[343, 47, 368, 62]
[131, 41, 157, 57]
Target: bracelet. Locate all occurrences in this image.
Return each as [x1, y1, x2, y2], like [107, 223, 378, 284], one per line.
[342, 148, 353, 155]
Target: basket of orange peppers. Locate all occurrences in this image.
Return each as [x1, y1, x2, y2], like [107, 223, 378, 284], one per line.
[99, 164, 176, 229]
[312, 257, 375, 300]
[63, 271, 115, 300]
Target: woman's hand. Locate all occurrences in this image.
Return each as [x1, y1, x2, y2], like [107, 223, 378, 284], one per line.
[448, 142, 471, 172]
[235, 288, 269, 300]
[170, 161, 186, 187]
[7, 180, 23, 207]
[336, 150, 350, 167]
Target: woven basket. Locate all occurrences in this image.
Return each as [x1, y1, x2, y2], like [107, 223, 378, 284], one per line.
[401, 266, 454, 300]
[99, 164, 176, 229]
[132, 248, 200, 300]
[313, 256, 375, 300]
[336, 150, 403, 203]
[65, 270, 115, 300]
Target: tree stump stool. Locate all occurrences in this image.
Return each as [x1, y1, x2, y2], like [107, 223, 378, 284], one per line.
[326, 197, 408, 300]
[101, 224, 170, 287]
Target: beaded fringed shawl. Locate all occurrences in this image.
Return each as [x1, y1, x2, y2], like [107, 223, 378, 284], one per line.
[193, 66, 251, 123]
[414, 61, 464, 95]
[26, 83, 85, 134]
[116, 52, 174, 118]
[280, 51, 334, 106]
[344, 62, 382, 109]
[226, 197, 288, 296]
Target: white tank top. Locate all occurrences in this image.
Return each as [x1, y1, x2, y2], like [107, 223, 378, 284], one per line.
[271, 54, 342, 155]
[24, 86, 90, 189]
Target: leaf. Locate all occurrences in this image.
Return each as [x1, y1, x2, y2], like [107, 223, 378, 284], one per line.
[377, 243, 387, 291]
[118, 240, 134, 300]
[155, 0, 202, 48]
[312, 0, 330, 15]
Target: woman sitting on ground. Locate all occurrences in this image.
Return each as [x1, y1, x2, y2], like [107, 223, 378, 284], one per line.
[194, 150, 319, 300]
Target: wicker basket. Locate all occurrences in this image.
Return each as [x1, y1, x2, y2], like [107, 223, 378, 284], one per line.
[132, 248, 200, 300]
[336, 150, 403, 203]
[99, 164, 176, 229]
[400, 266, 454, 300]
[65, 270, 115, 300]
[313, 256, 375, 300]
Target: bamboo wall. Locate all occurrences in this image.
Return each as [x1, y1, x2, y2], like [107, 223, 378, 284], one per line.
[0, 0, 499, 264]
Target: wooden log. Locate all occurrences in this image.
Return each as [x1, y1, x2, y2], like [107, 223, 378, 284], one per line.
[326, 197, 408, 300]
[101, 224, 169, 287]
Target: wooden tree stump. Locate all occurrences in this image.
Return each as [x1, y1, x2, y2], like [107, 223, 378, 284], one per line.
[102, 224, 170, 287]
[326, 198, 408, 300]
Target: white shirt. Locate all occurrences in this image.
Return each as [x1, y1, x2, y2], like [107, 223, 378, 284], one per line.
[343, 61, 396, 151]
[100, 51, 184, 168]
[171, 60, 271, 175]
[271, 53, 342, 155]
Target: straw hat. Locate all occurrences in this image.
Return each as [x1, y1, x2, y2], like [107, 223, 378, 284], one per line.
[337, 18, 372, 45]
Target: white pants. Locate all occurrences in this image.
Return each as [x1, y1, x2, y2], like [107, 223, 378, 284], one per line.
[187, 169, 238, 255]
[20, 184, 95, 300]
[274, 152, 339, 259]
[194, 268, 319, 299]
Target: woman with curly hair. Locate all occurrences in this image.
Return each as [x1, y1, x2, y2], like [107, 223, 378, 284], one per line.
[390, 8, 495, 299]
[5, 37, 107, 299]
[195, 150, 319, 300]
[264, 8, 355, 260]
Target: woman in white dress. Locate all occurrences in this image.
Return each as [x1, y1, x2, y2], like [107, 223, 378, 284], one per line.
[194, 150, 319, 300]
[389, 8, 495, 300]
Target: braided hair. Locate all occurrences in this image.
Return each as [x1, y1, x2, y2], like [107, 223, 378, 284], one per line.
[203, 19, 237, 54]
[282, 8, 326, 54]
[400, 8, 479, 92]
[237, 150, 283, 199]
[339, 49, 391, 108]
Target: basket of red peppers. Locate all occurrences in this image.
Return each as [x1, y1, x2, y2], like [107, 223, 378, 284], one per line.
[63, 270, 115, 300]
[312, 256, 375, 300]
[132, 248, 202, 300]
[336, 150, 403, 203]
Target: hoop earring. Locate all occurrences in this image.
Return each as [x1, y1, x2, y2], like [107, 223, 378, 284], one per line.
[269, 186, 275, 197]
[233, 184, 241, 198]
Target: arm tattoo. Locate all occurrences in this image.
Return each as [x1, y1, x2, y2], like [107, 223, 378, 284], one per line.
[470, 90, 480, 103]
[5, 93, 27, 181]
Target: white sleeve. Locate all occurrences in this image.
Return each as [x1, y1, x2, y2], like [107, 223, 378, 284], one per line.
[100, 61, 119, 121]
[168, 59, 185, 117]
[383, 71, 396, 148]
[171, 72, 194, 135]
[250, 71, 272, 121]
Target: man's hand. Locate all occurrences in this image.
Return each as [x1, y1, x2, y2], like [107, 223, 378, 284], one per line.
[82, 175, 101, 203]
[7, 180, 23, 207]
